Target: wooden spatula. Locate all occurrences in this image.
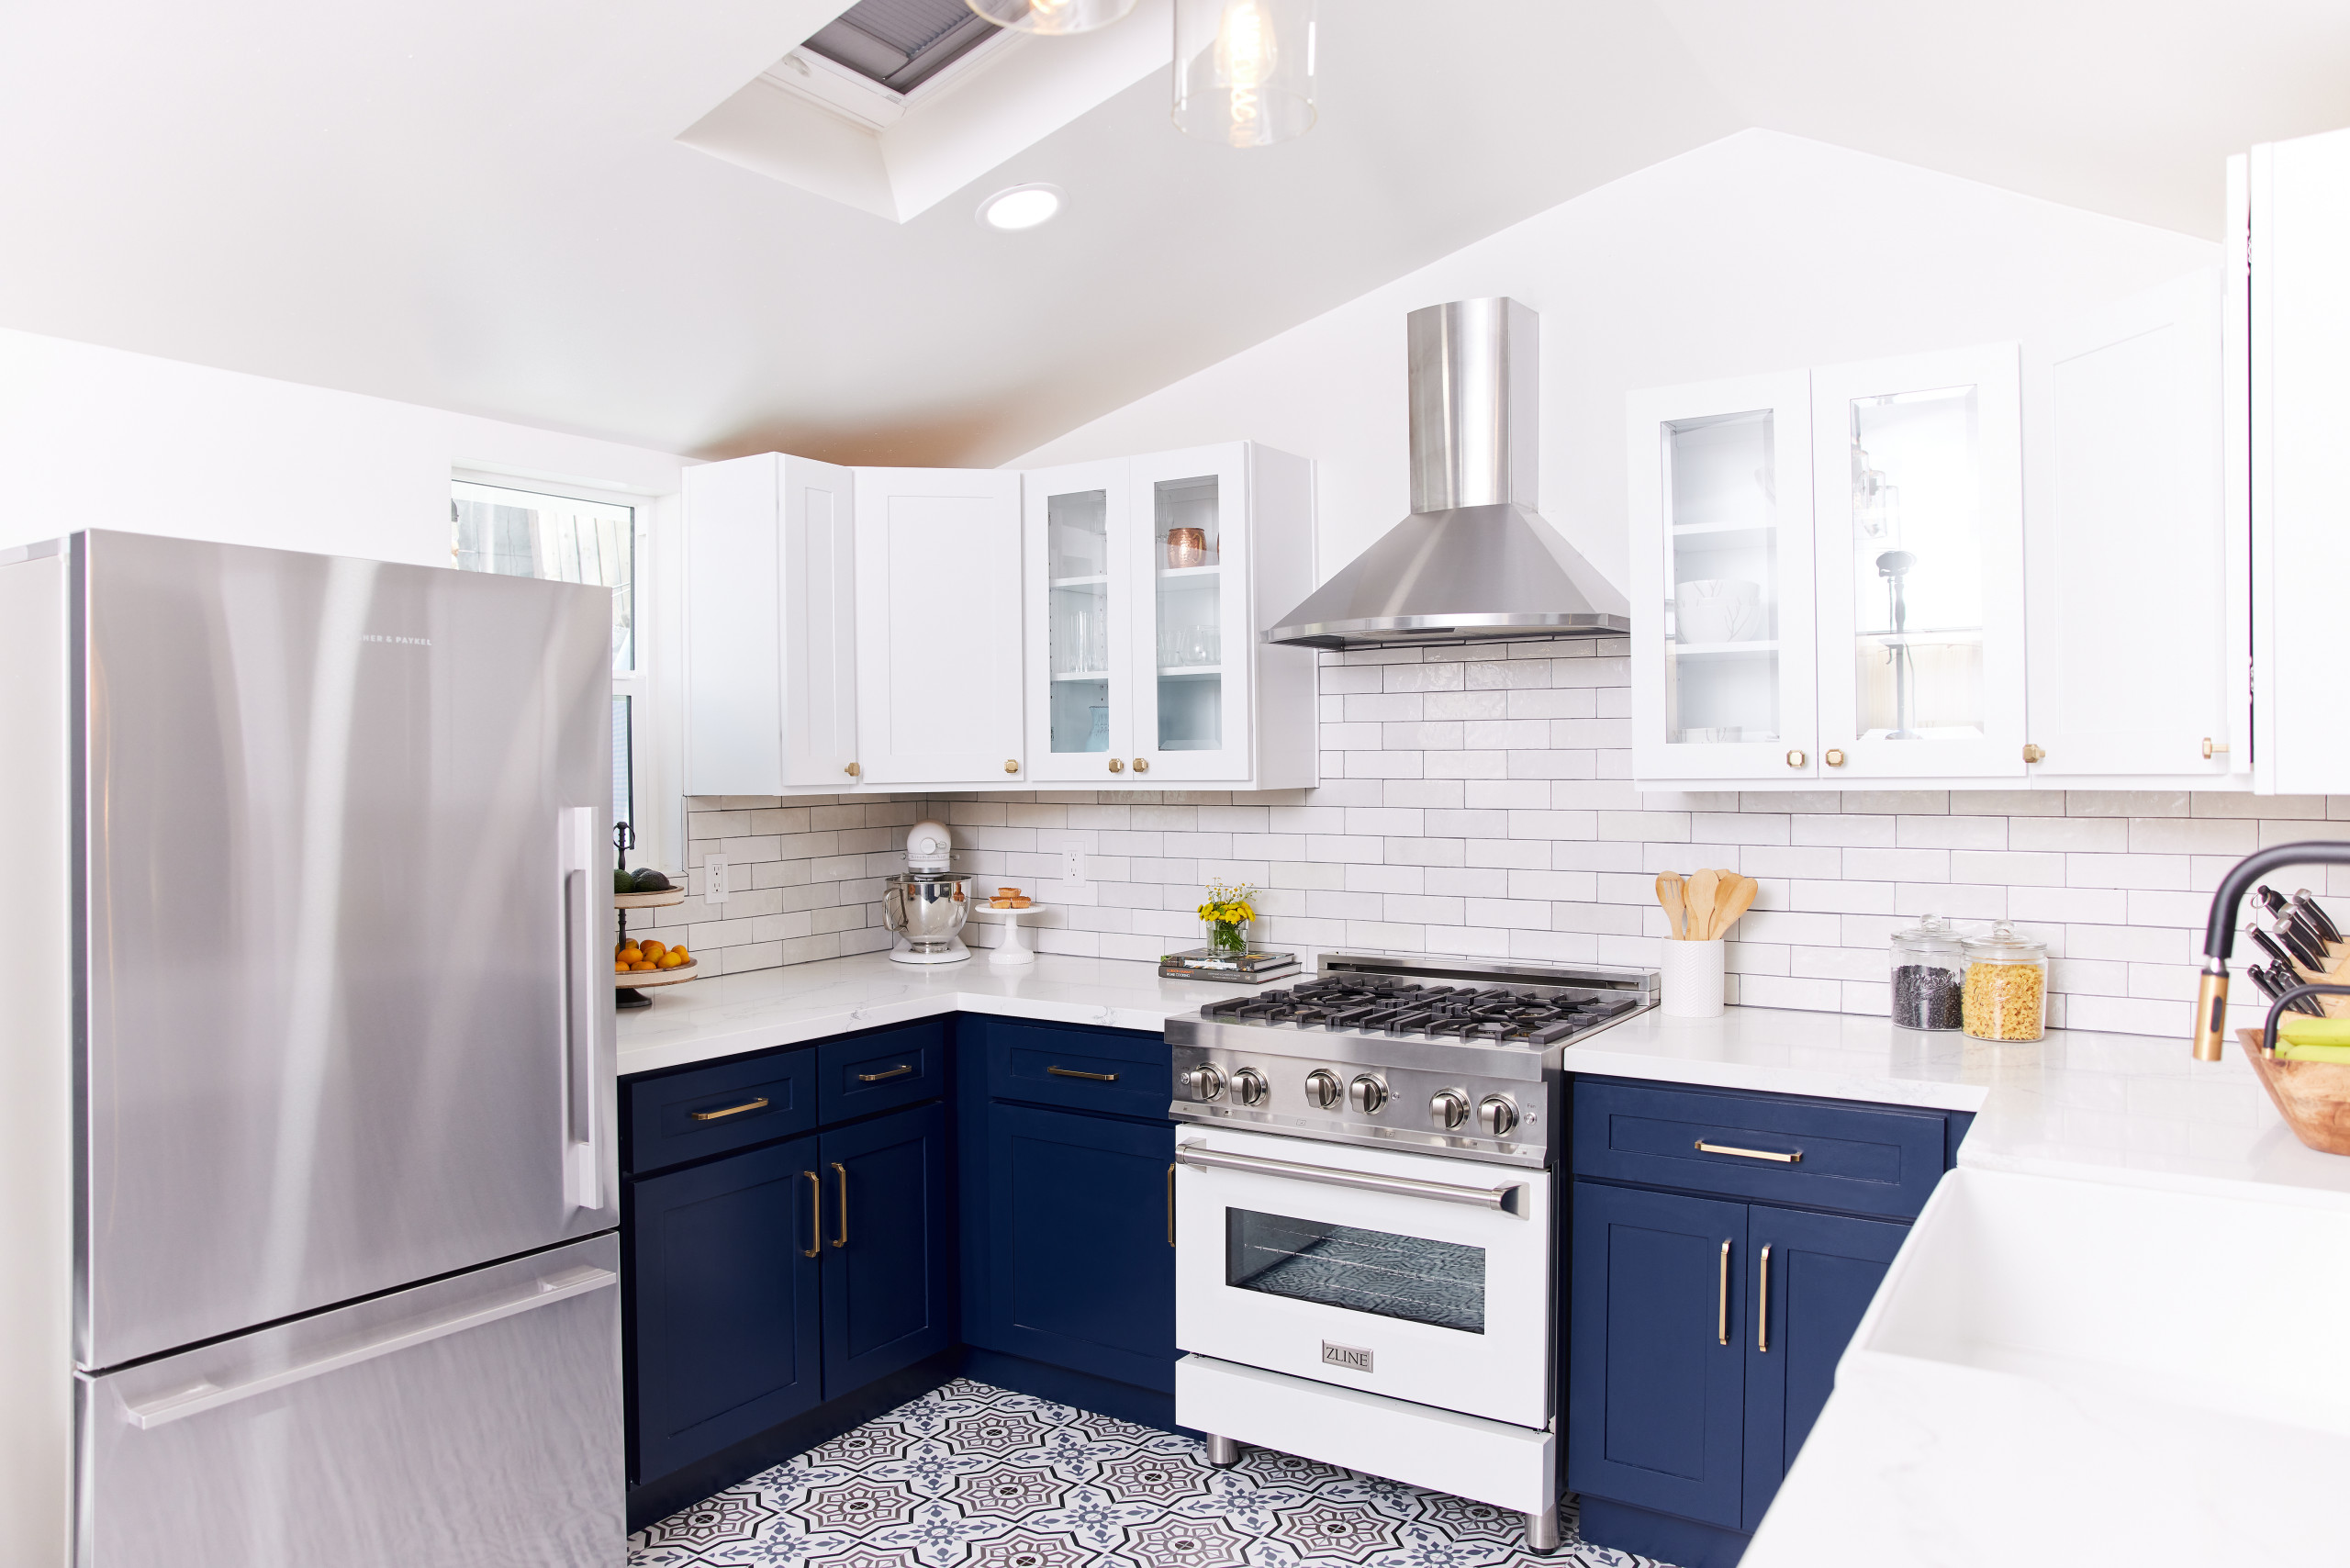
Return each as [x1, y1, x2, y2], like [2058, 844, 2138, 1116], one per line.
[1656, 871, 1687, 941]
[1712, 874, 1758, 940]
[1685, 868, 1721, 941]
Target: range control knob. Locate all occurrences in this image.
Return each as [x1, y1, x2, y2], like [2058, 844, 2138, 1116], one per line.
[1347, 1075, 1389, 1114]
[1429, 1089, 1470, 1131]
[1304, 1069, 1341, 1109]
[1182, 1064, 1226, 1102]
[1476, 1095, 1519, 1138]
[1231, 1068, 1269, 1106]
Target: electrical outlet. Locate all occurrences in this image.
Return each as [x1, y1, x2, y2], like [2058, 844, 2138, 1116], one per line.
[705, 855, 729, 906]
[1062, 850, 1087, 886]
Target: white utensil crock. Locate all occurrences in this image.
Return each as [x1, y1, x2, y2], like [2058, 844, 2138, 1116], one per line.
[1661, 939, 1727, 1018]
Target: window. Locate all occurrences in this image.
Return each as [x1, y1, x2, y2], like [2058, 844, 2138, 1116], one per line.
[451, 477, 650, 840]
[800, 0, 999, 93]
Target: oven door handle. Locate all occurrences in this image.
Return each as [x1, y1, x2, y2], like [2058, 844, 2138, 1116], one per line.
[1174, 1143, 1522, 1212]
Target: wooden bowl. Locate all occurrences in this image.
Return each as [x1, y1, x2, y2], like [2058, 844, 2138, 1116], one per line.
[2234, 1028, 2350, 1155]
[616, 958, 698, 989]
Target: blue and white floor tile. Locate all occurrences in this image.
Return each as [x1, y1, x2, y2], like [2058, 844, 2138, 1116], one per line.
[629, 1378, 1674, 1568]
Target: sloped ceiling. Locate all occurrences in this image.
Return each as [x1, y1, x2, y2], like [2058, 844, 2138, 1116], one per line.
[1, 1, 2345, 468]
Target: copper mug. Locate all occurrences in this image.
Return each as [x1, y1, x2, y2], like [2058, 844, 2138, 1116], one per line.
[1166, 527, 1209, 568]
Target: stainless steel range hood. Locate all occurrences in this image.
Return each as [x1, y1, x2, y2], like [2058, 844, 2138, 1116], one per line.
[1265, 297, 1631, 650]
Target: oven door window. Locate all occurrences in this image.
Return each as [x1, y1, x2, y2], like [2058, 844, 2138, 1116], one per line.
[1225, 1208, 1485, 1334]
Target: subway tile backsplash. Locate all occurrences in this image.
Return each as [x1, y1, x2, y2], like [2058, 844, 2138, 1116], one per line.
[677, 636, 2350, 1039]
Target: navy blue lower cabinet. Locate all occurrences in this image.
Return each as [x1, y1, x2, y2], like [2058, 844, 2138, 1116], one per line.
[974, 1103, 1178, 1392]
[1739, 1204, 1908, 1530]
[819, 1103, 953, 1393]
[1569, 1181, 1751, 1529]
[628, 1134, 825, 1481]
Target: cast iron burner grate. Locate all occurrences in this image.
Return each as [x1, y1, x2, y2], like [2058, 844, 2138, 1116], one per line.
[1197, 978, 1637, 1044]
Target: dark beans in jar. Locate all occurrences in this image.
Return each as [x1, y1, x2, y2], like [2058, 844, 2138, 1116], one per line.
[1892, 963, 1963, 1030]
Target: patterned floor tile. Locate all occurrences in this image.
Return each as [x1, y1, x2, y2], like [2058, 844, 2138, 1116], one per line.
[628, 1378, 1678, 1568]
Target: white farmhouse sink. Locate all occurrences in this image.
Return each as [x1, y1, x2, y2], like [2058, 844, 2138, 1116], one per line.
[1743, 1167, 2350, 1565]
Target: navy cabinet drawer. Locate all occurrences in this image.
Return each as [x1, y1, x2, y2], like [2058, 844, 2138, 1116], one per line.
[1572, 1078, 1948, 1220]
[975, 1016, 1169, 1120]
[626, 1047, 818, 1175]
[817, 1021, 947, 1125]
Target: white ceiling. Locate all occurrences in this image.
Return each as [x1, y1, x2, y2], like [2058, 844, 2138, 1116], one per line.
[3, 1, 2347, 468]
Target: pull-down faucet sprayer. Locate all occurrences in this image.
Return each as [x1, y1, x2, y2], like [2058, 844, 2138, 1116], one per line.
[2195, 842, 2350, 1060]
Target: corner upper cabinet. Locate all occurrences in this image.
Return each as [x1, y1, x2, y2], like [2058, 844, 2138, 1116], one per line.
[855, 467, 1026, 785]
[1023, 441, 1317, 790]
[685, 453, 858, 795]
[1628, 374, 1818, 783]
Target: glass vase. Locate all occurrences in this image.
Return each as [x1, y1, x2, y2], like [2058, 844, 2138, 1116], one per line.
[1207, 918, 1250, 956]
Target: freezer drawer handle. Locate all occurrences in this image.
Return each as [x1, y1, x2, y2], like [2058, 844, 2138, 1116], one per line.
[690, 1097, 770, 1121]
[856, 1065, 914, 1083]
[1174, 1143, 1521, 1212]
[1046, 1066, 1119, 1082]
[1695, 1139, 1801, 1164]
[118, 1265, 618, 1431]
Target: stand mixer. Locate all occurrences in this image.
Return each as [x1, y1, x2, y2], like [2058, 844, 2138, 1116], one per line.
[882, 820, 971, 965]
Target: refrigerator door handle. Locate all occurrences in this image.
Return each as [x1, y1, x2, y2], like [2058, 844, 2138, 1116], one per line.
[561, 806, 602, 1211]
[118, 1265, 619, 1430]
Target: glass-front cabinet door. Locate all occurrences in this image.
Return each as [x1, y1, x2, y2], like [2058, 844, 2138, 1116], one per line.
[1628, 373, 1818, 782]
[1811, 346, 2026, 778]
[1126, 444, 1252, 782]
[1024, 460, 1134, 782]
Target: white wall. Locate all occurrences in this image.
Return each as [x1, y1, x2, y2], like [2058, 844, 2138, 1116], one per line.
[0, 326, 689, 563]
[1007, 129, 2221, 594]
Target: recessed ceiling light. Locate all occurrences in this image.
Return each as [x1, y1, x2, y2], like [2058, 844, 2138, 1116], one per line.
[978, 184, 1063, 230]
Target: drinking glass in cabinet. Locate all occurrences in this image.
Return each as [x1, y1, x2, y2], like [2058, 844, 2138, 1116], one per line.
[1843, 386, 1986, 743]
[1662, 409, 1780, 745]
[1048, 487, 1112, 754]
[1156, 475, 1225, 753]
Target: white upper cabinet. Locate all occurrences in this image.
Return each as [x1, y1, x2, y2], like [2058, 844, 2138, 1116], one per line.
[2025, 268, 2242, 781]
[685, 453, 858, 796]
[1022, 441, 1317, 790]
[854, 467, 1025, 785]
[1812, 345, 2027, 780]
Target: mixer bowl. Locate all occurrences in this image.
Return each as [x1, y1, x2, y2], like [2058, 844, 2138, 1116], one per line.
[883, 873, 970, 951]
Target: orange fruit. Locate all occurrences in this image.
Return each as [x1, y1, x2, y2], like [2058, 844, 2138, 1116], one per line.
[669, 945, 688, 961]
[659, 950, 686, 969]
[632, 960, 656, 972]
[641, 939, 666, 960]
[613, 960, 629, 974]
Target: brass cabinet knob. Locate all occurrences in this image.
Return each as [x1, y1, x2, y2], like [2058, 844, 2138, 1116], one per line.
[2022, 744, 2045, 764]
[1824, 749, 1845, 767]
[1004, 759, 1019, 773]
[1785, 749, 1807, 768]
[1133, 757, 1150, 773]
[844, 761, 860, 778]
[1108, 757, 1125, 773]
[2202, 737, 2229, 760]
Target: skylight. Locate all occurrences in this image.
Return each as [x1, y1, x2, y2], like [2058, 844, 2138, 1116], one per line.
[801, 0, 1002, 94]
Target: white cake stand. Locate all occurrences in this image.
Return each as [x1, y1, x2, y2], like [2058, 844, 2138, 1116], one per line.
[968, 903, 1050, 967]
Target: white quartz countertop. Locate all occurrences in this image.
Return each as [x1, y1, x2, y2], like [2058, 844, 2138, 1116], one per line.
[618, 950, 2350, 1210]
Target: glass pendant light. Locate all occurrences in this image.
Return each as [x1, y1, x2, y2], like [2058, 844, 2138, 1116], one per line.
[1171, 0, 1316, 148]
[965, 0, 1138, 36]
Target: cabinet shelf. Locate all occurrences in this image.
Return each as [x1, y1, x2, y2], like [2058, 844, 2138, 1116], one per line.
[1050, 575, 1109, 589]
[1668, 639, 1779, 656]
[1155, 564, 1221, 580]
[1050, 669, 1110, 682]
[1670, 520, 1774, 541]
[1158, 665, 1222, 678]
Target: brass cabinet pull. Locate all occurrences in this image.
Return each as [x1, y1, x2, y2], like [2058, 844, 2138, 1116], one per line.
[802, 1171, 822, 1259]
[856, 1064, 913, 1083]
[1718, 1240, 1731, 1346]
[1785, 749, 1807, 768]
[691, 1097, 770, 1122]
[1046, 1066, 1118, 1082]
[2203, 737, 2229, 760]
[1167, 1162, 1176, 1247]
[1004, 758, 1020, 773]
[1108, 757, 1125, 773]
[1695, 1139, 1800, 1164]
[831, 1162, 848, 1250]
[845, 761, 861, 777]
[1758, 1243, 1772, 1353]
[1823, 748, 1846, 767]
[1133, 757, 1150, 773]
[2021, 744, 2045, 764]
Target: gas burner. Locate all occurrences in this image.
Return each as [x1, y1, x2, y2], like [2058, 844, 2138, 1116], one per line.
[1196, 980, 1639, 1043]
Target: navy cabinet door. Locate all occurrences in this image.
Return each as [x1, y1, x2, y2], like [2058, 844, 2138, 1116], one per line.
[1739, 1204, 1909, 1530]
[977, 1103, 1178, 1391]
[628, 1135, 823, 1482]
[818, 1103, 953, 1395]
[1568, 1180, 1749, 1529]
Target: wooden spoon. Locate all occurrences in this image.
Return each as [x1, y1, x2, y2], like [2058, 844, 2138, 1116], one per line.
[1656, 871, 1687, 941]
[1712, 874, 1758, 940]
[1685, 868, 1721, 942]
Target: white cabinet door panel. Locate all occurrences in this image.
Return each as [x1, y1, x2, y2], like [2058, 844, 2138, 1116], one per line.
[855, 468, 1024, 784]
[2026, 269, 2237, 779]
[1024, 458, 1134, 784]
[1130, 442, 1255, 783]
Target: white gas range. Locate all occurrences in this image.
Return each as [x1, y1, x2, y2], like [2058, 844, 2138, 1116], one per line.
[1162, 952, 1659, 1552]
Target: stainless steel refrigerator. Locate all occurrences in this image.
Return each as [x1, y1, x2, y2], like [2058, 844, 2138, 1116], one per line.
[0, 530, 622, 1566]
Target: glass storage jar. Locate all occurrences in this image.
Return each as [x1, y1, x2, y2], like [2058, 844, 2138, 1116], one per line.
[1889, 914, 1964, 1031]
[1961, 923, 2047, 1041]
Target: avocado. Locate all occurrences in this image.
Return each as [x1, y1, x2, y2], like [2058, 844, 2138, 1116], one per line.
[632, 868, 673, 892]
[614, 868, 636, 894]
